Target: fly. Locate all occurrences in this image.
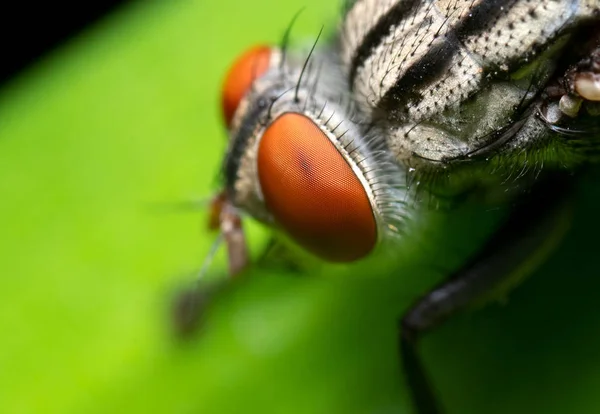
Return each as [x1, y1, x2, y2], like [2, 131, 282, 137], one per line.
[175, 1, 600, 413]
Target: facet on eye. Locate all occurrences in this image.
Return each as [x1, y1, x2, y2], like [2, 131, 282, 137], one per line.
[257, 112, 377, 262]
[221, 45, 272, 127]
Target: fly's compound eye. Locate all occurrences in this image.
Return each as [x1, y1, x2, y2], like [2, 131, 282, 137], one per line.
[221, 45, 272, 127]
[257, 112, 377, 262]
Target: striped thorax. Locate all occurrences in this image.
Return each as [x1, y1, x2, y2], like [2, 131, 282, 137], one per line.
[342, 0, 600, 164]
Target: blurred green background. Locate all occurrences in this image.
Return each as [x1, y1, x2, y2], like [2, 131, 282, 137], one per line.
[1, 1, 600, 413]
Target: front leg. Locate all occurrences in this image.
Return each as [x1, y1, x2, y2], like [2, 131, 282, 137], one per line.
[400, 178, 574, 414]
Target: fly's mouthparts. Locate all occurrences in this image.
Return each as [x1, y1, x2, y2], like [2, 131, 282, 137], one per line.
[207, 191, 249, 277]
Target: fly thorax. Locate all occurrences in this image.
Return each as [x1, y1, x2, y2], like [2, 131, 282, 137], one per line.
[341, 0, 599, 166]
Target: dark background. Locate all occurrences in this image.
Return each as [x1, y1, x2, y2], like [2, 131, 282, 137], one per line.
[0, 2, 127, 85]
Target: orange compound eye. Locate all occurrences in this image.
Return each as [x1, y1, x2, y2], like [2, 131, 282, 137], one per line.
[221, 46, 272, 127]
[257, 113, 377, 262]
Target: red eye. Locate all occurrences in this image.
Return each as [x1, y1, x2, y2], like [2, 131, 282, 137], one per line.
[221, 45, 272, 127]
[257, 113, 377, 262]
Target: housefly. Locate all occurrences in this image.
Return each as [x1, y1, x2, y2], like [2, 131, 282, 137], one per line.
[176, 1, 600, 413]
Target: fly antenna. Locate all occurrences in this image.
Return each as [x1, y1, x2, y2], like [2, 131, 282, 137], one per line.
[294, 25, 324, 103]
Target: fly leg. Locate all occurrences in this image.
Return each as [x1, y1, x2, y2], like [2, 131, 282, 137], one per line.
[173, 192, 249, 337]
[400, 178, 574, 414]
[173, 194, 304, 337]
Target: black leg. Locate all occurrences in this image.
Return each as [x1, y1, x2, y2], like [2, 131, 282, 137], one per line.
[400, 322, 442, 414]
[399, 177, 575, 414]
